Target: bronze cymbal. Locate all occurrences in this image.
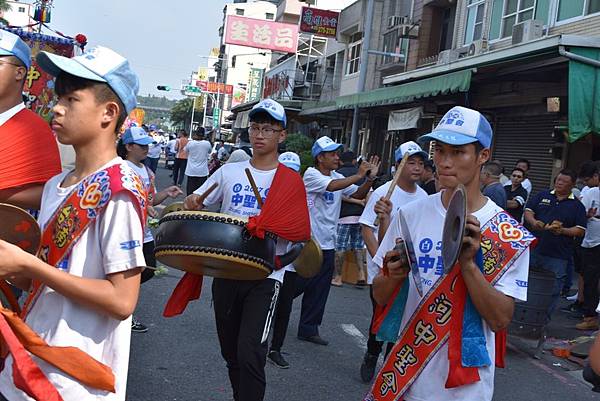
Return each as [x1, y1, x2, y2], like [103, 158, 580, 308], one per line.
[159, 201, 185, 219]
[441, 184, 467, 273]
[293, 237, 323, 279]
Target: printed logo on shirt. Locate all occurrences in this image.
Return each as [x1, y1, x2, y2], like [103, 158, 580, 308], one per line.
[515, 280, 528, 288]
[417, 237, 444, 276]
[227, 182, 270, 216]
[323, 192, 334, 205]
[57, 255, 69, 271]
[120, 240, 140, 250]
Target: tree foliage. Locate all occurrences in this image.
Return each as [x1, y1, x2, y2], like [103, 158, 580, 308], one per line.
[170, 97, 203, 132]
[284, 133, 314, 173]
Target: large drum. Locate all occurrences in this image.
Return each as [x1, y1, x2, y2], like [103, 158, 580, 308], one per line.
[154, 210, 300, 280]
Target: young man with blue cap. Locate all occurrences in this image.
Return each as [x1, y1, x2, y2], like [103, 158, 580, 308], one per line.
[0, 46, 147, 400]
[296, 137, 380, 346]
[367, 106, 533, 401]
[357, 140, 429, 383]
[0, 30, 62, 210]
[182, 99, 310, 401]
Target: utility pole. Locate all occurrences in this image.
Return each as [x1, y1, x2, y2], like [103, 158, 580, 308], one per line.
[349, 0, 374, 153]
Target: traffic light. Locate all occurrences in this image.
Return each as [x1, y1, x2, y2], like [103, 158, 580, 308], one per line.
[157, 85, 171, 91]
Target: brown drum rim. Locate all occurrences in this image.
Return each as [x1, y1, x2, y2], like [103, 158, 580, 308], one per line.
[155, 245, 274, 273]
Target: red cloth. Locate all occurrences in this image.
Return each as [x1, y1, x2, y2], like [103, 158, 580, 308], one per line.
[0, 109, 62, 190]
[163, 273, 203, 317]
[0, 312, 63, 400]
[495, 329, 507, 368]
[246, 164, 311, 242]
[163, 163, 310, 317]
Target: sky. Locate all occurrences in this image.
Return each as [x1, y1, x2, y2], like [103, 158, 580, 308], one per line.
[48, 0, 229, 99]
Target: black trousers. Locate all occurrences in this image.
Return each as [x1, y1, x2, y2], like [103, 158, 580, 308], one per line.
[295, 249, 335, 337]
[270, 270, 297, 352]
[186, 175, 208, 196]
[366, 286, 393, 358]
[581, 245, 600, 317]
[212, 278, 280, 401]
[172, 158, 187, 186]
[141, 241, 156, 284]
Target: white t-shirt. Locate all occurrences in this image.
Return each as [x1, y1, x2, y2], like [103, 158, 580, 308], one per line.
[580, 185, 591, 200]
[0, 158, 146, 401]
[358, 181, 428, 284]
[167, 139, 177, 153]
[194, 160, 289, 283]
[147, 142, 162, 159]
[184, 139, 212, 177]
[581, 187, 600, 248]
[126, 161, 155, 243]
[373, 193, 529, 401]
[304, 167, 357, 250]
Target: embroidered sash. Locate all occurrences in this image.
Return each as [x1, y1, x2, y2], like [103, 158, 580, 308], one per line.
[21, 163, 147, 317]
[365, 211, 535, 401]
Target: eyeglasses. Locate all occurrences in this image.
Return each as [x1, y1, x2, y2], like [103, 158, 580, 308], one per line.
[0, 60, 24, 68]
[248, 125, 283, 138]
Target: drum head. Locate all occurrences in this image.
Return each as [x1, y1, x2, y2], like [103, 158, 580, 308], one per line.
[0, 203, 41, 255]
[160, 202, 185, 219]
[441, 185, 467, 273]
[293, 237, 323, 279]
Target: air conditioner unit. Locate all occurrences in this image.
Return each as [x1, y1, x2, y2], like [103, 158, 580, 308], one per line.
[467, 38, 488, 57]
[437, 50, 459, 65]
[512, 19, 543, 45]
[387, 15, 409, 29]
[398, 24, 419, 39]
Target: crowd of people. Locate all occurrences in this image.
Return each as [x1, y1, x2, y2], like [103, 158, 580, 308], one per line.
[0, 30, 599, 401]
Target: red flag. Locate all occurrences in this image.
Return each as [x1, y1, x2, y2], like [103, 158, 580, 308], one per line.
[163, 273, 203, 317]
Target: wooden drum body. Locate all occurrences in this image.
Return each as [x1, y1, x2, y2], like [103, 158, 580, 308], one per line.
[154, 211, 277, 280]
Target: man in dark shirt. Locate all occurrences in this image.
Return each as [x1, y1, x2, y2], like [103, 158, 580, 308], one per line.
[420, 159, 437, 195]
[480, 160, 507, 208]
[504, 167, 528, 222]
[525, 169, 587, 319]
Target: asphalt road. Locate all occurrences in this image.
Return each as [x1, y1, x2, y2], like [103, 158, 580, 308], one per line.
[125, 162, 599, 401]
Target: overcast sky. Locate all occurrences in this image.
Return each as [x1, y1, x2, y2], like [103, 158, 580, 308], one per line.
[49, 0, 228, 99]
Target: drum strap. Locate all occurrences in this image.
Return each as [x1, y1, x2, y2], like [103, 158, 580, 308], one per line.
[365, 211, 535, 401]
[1, 163, 146, 395]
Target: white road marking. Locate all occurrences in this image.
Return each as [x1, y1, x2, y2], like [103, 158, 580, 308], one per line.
[341, 323, 368, 350]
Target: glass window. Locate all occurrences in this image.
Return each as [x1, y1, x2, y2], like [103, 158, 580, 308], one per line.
[464, 0, 485, 44]
[489, 0, 504, 40]
[265, 13, 274, 20]
[557, 0, 584, 20]
[235, 8, 244, 16]
[18, 7, 25, 12]
[535, 0, 551, 24]
[346, 39, 362, 75]
[588, 0, 600, 14]
[501, 0, 536, 38]
[382, 29, 405, 65]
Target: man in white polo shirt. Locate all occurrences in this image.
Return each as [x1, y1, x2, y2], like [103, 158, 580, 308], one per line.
[295, 136, 379, 345]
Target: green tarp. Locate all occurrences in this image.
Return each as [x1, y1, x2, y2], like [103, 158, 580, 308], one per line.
[335, 69, 472, 109]
[568, 47, 600, 142]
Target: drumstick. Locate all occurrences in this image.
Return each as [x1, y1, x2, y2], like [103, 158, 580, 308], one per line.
[374, 152, 409, 226]
[245, 168, 264, 208]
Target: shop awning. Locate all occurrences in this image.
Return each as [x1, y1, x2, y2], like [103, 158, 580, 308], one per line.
[336, 69, 472, 109]
[568, 47, 600, 142]
[299, 100, 337, 116]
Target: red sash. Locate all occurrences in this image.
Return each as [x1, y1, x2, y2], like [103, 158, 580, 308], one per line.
[2, 163, 147, 398]
[366, 211, 535, 401]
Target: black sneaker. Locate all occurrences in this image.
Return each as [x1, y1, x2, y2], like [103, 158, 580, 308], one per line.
[561, 302, 584, 314]
[360, 352, 379, 383]
[131, 317, 148, 333]
[267, 350, 289, 369]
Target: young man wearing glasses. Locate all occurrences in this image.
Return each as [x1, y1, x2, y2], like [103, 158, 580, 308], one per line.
[504, 167, 528, 222]
[183, 99, 308, 401]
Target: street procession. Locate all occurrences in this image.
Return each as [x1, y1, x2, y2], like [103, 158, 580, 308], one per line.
[2, 0, 600, 400]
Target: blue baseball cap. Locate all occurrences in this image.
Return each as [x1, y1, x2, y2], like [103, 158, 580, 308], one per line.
[394, 141, 428, 163]
[122, 126, 155, 145]
[279, 151, 301, 172]
[36, 46, 139, 113]
[249, 98, 287, 128]
[311, 136, 342, 158]
[0, 30, 31, 69]
[418, 106, 492, 149]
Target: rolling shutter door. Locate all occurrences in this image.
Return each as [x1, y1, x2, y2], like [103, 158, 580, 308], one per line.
[492, 115, 557, 196]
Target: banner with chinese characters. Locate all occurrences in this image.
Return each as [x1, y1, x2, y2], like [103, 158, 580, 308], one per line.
[224, 15, 298, 53]
[195, 81, 234, 95]
[197, 68, 208, 82]
[247, 68, 264, 103]
[12, 31, 75, 122]
[300, 6, 339, 38]
[231, 86, 247, 108]
[262, 56, 295, 100]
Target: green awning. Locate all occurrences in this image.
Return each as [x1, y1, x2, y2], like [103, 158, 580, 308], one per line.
[568, 47, 600, 142]
[336, 69, 472, 109]
[299, 100, 337, 116]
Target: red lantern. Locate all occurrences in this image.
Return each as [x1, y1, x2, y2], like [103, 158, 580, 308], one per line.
[74, 34, 87, 50]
